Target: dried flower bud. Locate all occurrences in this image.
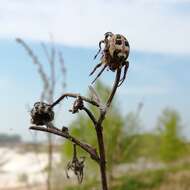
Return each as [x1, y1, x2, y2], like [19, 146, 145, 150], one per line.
[30, 102, 54, 125]
[65, 144, 85, 184]
[70, 96, 84, 114]
[62, 126, 69, 134]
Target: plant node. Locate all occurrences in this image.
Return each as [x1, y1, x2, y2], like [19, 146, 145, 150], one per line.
[69, 96, 84, 114]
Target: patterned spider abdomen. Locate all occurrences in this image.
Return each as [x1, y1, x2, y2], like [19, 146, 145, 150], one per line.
[30, 102, 54, 125]
[109, 34, 130, 61]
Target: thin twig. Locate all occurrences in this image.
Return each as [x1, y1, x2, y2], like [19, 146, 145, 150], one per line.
[50, 93, 99, 108]
[41, 43, 51, 63]
[29, 126, 100, 162]
[106, 68, 121, 108]
[89, 85, 102, 105]
[97, 68, 121, 126]
[50, 40, 56, 94]
[16, 38, 50, 101]
[58, 51, 66, 89]
[82, 107, 97, 125]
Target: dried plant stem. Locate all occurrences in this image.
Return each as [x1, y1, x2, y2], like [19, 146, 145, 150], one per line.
[30, 126, 100, 162]
[95, 69, 121, 190]
[30, 68, 123, 190]
[96, 125, 107, 190]
[51, 93, 99, 108]
[107, 68, 121, 107]
[82, 107, 97, 125]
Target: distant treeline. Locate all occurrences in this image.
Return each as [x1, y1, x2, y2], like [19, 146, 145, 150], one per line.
[0, 133, 22, 145]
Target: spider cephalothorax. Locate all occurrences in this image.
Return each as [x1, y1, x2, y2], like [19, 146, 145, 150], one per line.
[90, 32, 130, 86]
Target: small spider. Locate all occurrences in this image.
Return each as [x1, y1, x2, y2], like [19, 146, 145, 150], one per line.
[90, 32, 130, 86]
[66, 144, 85, 184]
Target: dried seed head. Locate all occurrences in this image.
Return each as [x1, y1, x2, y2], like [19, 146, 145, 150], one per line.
[62, 126, 69, 134]
[30, 102, 54, 125]
[70, 96, 84, 114]
[65, 144, 85, 184]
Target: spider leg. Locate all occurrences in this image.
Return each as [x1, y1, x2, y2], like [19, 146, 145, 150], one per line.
[91, 64, 107, 84]
[94, 40, 104, 60]
[89, 62, 102, 76]
[118, 61, 129, 87]
[104, 32, 114, 39]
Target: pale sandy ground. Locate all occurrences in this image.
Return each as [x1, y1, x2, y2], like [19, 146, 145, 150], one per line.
[0, 147, 164, 190]
[0, 147, 60, 189]
[0, 147, 170, 190]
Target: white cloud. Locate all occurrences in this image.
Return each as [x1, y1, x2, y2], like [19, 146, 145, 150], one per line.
[0, 0, 190, 53]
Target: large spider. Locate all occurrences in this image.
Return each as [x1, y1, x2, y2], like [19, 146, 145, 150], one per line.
[90, 32, 130, 86]
[65, 144, 85, 184]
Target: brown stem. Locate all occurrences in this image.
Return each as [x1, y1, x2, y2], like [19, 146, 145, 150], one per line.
[96, 125, 108, 190]
[30, 126, 100, 162]
[96, 68, 121, 129]
[50, 93, 99, 108]
[82, 106, 97, 125]
[106, 68, 121, 107]
[95, 68, 122, 190]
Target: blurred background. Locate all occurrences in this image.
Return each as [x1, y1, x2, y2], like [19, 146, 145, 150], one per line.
[0, 0, 190, 189]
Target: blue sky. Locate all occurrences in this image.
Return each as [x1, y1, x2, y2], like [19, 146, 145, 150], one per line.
[0, 0, 190, 141]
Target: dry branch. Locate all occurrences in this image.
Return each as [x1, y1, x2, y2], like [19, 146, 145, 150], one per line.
[30, 125, 100, 162]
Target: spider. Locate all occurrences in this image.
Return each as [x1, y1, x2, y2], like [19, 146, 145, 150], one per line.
[65, 144, 85, 184]
[90, 32, 130, 86]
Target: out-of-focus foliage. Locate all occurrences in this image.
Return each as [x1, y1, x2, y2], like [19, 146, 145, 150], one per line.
[157, 108, 187, 162]
[59, 163, 190, 190]
[112, 169, 166, 190]
[60, 84, 190, 190]
[120, 108, 144, 162]
[125, 133, 160, 162]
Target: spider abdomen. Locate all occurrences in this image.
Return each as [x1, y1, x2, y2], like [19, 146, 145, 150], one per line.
[108, 34, 130, 63]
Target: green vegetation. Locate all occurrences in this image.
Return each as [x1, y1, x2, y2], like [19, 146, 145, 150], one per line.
[59, 82, 190, 190]
[113, 169, 166, 190]
[158, 108, 187, 162]
[61, 163, 190, 190]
